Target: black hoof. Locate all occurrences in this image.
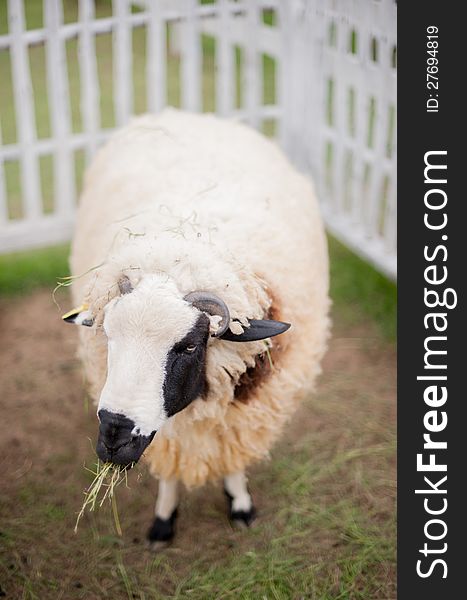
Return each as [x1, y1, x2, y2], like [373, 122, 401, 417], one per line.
[224, 488, 257, 528]
[146, 508, 178, 550]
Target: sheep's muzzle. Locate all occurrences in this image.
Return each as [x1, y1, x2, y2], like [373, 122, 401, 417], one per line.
[96, 409, 155, 467]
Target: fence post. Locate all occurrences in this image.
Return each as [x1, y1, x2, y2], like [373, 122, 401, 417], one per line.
[0, 123, 8, 225]
[216, 0, 234, 117]
[44, 0, 75, 216]
[7, 0, 41, 221]
[147, 0, 167, 113]
[113, 0, 133, 126]
[78, 0, 100, 163]
[180, 0, 201, 112]
[280, 0, 321, 173]
[243, 0, 260, 128]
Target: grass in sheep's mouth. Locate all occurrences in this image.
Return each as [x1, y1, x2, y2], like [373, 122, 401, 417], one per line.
[74, 460, 132, 535]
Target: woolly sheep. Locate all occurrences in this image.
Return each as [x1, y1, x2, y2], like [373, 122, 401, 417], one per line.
[67, 109, 330, 546]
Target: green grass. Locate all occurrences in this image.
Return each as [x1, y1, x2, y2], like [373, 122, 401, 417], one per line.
[168, 518, 394, 600]
[328, 237, 396, 340]
[0, 244, 69, 296]
[1, 379, 396, 598]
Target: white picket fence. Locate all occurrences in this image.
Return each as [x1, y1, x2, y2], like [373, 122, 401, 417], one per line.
[0, 0, 396, 279]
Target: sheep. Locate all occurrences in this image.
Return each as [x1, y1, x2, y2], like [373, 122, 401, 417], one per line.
[65, 108, 330, 547]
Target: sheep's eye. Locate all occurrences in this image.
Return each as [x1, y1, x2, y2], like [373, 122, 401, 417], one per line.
[185, 345, 197, 354]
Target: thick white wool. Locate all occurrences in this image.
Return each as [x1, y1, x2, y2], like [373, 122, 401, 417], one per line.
[70, 109, 330, 487]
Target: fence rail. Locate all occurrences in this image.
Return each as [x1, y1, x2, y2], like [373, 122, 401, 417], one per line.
[0, 0, 396, 279]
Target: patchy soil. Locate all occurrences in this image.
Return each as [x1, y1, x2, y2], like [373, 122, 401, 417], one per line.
[0, 289, 396, 600]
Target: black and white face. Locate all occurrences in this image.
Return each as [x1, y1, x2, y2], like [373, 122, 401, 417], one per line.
[95, 275, 210, 467]
[63, 273, 292, 467]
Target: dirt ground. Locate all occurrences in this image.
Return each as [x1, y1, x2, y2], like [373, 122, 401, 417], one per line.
[0, 289, 396, 599]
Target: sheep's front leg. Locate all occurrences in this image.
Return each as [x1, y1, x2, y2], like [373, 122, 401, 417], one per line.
[224, 471, 257, 528]
[147, 478, 179, 550]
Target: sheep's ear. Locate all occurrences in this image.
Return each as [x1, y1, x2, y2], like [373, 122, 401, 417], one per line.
[220, 319, 290, 342]
[62, 304, 94, 327]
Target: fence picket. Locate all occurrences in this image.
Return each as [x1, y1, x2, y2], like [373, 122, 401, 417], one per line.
[243, 0, 260, 128]
[78, 0, 100, 162]
[180, 0, 201, 112]
[147, 0, 167, 113]
[44, 0, 75, 216]
[216, 0, 234, 116]
[113, 0, 133, 126]
[7, 0, 41, 220]
[0, 123, 8, 225]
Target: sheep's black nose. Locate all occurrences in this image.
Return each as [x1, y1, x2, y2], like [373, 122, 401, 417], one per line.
[96, 409, 156, 466]
[98, 411, 133, 450]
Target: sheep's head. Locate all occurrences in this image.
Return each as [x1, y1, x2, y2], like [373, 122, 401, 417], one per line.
[63, 273, 290, 467]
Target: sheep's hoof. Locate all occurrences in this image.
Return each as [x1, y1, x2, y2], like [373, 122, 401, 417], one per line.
[230, 506, 257, 529]
[146, 508, 178, 551]
[224, 488, 257, 528]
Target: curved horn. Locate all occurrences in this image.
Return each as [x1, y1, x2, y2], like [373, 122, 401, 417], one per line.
[118, 275, 134, 295]
[184, 291, 230, 338]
